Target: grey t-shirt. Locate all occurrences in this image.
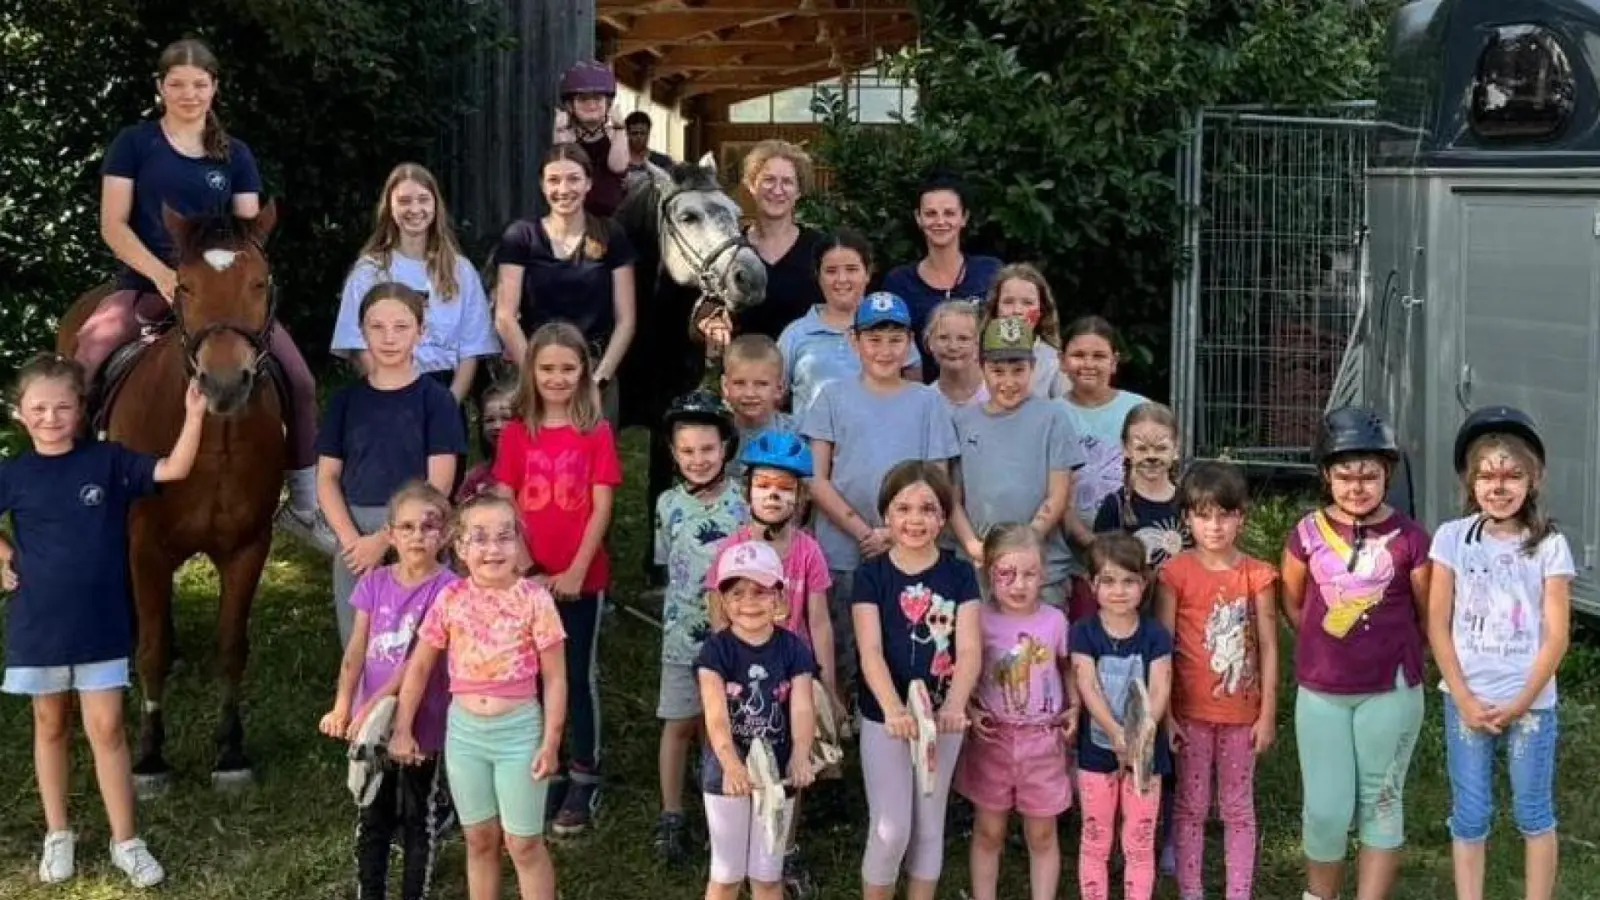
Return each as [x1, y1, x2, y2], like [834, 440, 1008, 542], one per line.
[800, 378, 960, 571]
[953, 397, 1086, 583]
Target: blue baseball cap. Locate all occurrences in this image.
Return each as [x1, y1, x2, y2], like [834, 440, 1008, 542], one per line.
[854, 291, 912, 330]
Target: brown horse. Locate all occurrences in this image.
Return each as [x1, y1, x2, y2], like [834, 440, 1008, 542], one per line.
[57, 202, 287, 794]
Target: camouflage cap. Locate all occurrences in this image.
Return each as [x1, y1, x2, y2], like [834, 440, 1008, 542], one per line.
[980, 315, 1036, 362]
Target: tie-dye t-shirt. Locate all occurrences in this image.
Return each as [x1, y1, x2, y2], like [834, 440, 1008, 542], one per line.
[1285, 510, 1431, 695]
[655, 482, 749, 665]
[417, 577, 567, 699]
[1063, 390, 1149, 527]
[974, 604, 1070, 726]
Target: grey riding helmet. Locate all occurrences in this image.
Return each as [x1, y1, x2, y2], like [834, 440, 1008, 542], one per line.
[1313, 407, 1400, 467]
[1452, 406, 1544, 475]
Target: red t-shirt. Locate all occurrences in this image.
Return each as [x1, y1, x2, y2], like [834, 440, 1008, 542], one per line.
[492, 419, 623, 594]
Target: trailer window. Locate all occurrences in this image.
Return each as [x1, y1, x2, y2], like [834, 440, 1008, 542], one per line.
[1471, 24, 1575, 139]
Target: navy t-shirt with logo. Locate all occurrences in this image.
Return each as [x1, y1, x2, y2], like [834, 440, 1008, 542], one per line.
[496, 217, 637, 357]
[880, 255, 1004, 382]
[0, 441, 159, 667]
[695, 627, 818, 795]
[101, 121, 263, 293]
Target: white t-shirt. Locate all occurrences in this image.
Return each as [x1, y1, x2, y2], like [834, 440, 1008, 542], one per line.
[331, 253, 500, 375]
[1429, 515, 1575, 709]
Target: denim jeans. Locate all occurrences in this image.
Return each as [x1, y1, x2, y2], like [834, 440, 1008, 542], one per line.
[1443, 694, 1558, 841]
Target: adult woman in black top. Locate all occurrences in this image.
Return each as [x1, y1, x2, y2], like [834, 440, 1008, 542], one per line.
[733, 140, 825, 341]
[493, 143, 637, 422]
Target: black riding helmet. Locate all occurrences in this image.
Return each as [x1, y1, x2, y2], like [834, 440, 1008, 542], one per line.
[663, 389, 740, 460]
[1453, 406, 1544, 475]
[1313, 407, 1399, 466]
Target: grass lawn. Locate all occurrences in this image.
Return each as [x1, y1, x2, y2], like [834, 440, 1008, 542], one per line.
[1, 428, 1598, 899]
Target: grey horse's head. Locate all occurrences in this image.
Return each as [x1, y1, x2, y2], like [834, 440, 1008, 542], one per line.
[640, 154, 767, 312]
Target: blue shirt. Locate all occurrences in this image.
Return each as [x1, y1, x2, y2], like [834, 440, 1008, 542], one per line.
[332, 254, 500, 375]
[880, 255, 1003, 381]
[0, 441, 158, 667]
[777, 306, 924, 419]
[852, 550, 980, 723]
[1070, 615, 1174, 775]
[315, 378, 467, 507]
[102, 121, 263, 293]
[696, 627, 818, 795]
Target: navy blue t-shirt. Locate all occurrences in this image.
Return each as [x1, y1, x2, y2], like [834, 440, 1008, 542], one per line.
[695, 627, 818, 795]
[101, 121, 263, 293]
[852, 550, 980, 723]
[1070, 615, 1174, 776]
[880, 255, 1003, 382]
[314, 378, 467, 507]
[0, 441, 158, 667]
[496, 217, 636, 357]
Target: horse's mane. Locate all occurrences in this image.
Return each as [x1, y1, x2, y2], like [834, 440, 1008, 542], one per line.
[172, 211, 258, 263]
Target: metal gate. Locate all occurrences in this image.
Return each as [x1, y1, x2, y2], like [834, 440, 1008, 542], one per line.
[1170, 104, 1376, 469]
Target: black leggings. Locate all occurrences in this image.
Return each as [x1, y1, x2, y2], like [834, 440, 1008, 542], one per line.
[557, 593, 602, 771]
[356, 757, 451, 900]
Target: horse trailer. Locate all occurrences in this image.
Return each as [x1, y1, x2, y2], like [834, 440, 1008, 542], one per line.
[1363, 0, 1600, 616]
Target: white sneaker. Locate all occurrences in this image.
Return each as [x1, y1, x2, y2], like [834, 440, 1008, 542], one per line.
[110, 837, 165, 888]
[38, 830, 75, 883]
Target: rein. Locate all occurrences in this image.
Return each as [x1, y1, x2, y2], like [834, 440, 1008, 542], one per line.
[656, 184, 752, 321]
[172, 238, 279, 377]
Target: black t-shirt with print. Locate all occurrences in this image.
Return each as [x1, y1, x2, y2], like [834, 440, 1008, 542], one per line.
[695, 628, 818, 795]
[738, 227, 825, 341]
[1093, 488, 1191, 571]
[496, 216, 636, 355]
[852, 550, 980, 723]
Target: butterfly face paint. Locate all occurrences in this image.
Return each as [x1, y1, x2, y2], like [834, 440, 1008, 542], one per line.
[989, 549, 1043, 613]
[1471, 445, 1531, 521]
[750, 469, 800, 529]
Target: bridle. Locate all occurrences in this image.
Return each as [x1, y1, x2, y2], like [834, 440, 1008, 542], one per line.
[172, 240, 279, 377]
[657, 184, 753, 316]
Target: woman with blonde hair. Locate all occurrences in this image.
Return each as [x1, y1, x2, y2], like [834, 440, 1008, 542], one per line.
[736, 140, 826, 340]
[332, 162, 499, 401]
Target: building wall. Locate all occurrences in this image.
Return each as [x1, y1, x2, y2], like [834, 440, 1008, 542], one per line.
[615, 83, 686, 162]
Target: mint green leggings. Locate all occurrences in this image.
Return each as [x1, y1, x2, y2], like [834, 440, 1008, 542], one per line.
[1294, 670, 1424, 861]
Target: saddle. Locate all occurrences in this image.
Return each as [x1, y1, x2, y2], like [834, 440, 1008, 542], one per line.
[89, 314, 290, 437]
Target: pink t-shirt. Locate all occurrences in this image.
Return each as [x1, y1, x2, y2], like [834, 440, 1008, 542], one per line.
[973, 603, 1071, 726]
[707, 525, 832, 645]
[417, 577, 567, 699]
[492, 420, 623, 594]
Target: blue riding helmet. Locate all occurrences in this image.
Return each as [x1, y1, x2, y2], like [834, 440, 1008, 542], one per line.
[740, 428, 812, 478]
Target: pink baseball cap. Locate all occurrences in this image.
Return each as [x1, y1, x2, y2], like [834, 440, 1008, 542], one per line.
[713, 540, 785, 591]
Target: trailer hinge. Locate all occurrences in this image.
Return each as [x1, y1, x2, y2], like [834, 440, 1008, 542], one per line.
[1585, 544, 1596, 569]
[1593, 210, 1600, 237]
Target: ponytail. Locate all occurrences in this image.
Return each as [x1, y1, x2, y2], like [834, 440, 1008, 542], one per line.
[203, 109, 230, 162]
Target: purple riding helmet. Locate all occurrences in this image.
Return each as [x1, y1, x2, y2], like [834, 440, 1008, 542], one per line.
[560, 61, 617, 99]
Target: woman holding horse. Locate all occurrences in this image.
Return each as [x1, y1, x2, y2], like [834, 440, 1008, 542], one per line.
[733, 140, 825, 342]
[82, 38, 323, 537]
[333, 163, 499, 399]
[493, 143, 637, 426]
[553, 62, 632, 219]
[881, 172, 1003, 382]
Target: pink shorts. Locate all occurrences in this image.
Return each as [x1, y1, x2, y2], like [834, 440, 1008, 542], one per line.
[954, 721, 1072, 818]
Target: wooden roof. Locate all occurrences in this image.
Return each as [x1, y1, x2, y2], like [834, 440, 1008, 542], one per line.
[602, 0, 917, 104]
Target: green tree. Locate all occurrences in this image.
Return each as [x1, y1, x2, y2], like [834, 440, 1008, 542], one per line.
[806, 0, 1398, 392]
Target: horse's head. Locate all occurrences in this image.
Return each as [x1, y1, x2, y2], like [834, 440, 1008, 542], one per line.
[163, 201, 278, 416]
[646, 154, 767, 312]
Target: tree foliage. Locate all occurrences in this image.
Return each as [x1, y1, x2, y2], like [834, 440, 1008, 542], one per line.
[805, 0, 1399, 393]
[0, 0, 505, 375]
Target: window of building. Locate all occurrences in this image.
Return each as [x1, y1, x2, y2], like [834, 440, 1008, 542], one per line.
[728, 67, 916, 124]
[1470, 24, 1575, 140]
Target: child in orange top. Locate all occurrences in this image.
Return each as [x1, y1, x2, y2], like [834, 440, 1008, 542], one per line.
[1154, 462, 1278, 900]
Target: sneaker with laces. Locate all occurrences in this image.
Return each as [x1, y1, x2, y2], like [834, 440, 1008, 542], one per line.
[110, 837, 165, 888]
[38, 831, 74, 884]
[552, 770, 601, 836]
[653, 811, 689, 867]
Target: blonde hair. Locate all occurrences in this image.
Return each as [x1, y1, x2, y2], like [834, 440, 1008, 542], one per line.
[386, 480, 452, 531]
[922, 299, 982, 348]
[984, 263, 1061, 349]
[724, 333, 784, 378]
[741, 140, 814, 195]
[356, 163, 465, 303]
[1461, 433, 1555, 555]
[451, 492, 525, 554]
[979, 523, 1044, 605]
[515, 322, 602, 433]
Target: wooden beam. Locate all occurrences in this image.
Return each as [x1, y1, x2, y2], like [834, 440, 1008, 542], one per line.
[678, 48, 879, 96]
[600, 0, 905, 15]
[614, 11, 780, 44]
[616, 13, 914, 54]
[650, 33, 900, 73]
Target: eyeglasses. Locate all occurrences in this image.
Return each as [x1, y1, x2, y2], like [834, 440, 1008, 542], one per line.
[462, 531, 520, 549]
[756, 175, 798, 192]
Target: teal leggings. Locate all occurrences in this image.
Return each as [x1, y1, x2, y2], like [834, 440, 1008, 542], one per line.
[1295, 671, 1424, 861]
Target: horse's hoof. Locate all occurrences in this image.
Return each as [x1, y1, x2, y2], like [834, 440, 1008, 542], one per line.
[211, 768, 254, 792]
[133, 771, 171, 800]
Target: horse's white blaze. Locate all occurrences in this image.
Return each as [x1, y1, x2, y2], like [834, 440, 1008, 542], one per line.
[203, 249, 239, 271]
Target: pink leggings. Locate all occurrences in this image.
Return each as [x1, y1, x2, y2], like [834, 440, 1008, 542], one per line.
[1173, 720, 1256, 900]
[76, 289, 318, 468]
[1078, 769, 1162, 900]
[859, 719, 964, 887]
